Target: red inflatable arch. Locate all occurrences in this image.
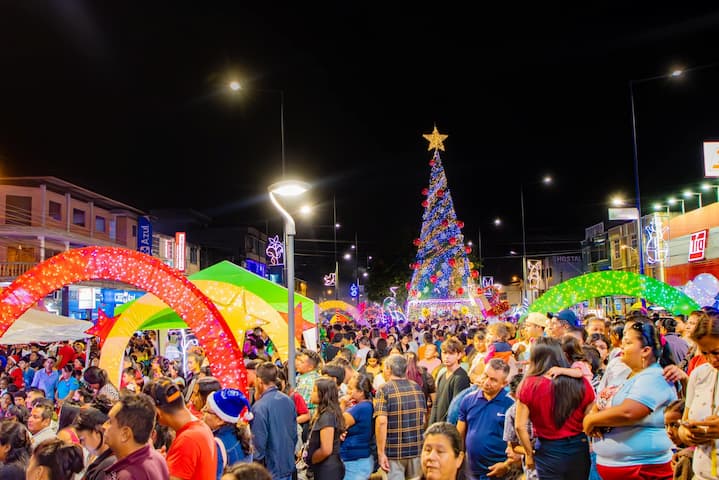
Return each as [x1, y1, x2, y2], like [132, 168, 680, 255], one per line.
[0, 247, 246, 391]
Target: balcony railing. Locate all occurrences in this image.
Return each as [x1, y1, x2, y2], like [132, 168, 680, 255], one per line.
[0, 262, 37, 278]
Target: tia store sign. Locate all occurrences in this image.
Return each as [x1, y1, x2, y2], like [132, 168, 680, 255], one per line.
[689, 230, 709, 262]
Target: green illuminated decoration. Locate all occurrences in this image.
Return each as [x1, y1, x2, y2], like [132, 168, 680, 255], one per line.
[528, 271, 700, 316]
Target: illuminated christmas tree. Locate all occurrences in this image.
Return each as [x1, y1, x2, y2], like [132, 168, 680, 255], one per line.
[406, 126, 482, 320]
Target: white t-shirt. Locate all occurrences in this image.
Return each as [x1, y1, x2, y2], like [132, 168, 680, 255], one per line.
[686, 363, 719, 480]
[354, 346, 370, 369]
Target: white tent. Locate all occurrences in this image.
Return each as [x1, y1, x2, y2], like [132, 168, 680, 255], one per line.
[0, 309, 92, 344]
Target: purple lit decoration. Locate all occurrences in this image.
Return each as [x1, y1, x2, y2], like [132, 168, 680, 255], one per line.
[266, 235, 284, 266]
[323, 272, 336, 287]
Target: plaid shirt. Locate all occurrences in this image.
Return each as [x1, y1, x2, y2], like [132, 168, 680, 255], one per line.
[296, 370, 320, 413]
[374, 378, 426, 459]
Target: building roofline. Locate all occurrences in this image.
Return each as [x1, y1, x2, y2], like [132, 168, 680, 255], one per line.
[0, 176, 146, 216]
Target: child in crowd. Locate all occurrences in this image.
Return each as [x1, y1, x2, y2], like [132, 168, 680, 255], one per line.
[547, 335, 593, 382]
[503, 373, 537, 480]
[483, 323, 512, 364]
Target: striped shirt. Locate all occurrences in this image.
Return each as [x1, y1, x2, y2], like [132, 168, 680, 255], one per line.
[374, 378, 426, 459]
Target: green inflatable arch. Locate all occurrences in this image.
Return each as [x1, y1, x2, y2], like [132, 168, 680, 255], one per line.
[528, 271, 700, 316]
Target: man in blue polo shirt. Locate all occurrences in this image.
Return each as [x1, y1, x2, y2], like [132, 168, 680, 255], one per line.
[457, 358, 515, 480]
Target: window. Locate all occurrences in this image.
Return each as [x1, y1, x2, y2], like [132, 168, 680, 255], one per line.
[189, 246, 198, 264]
[95, 216, 106, 233]
[48, 201, 62, 221]
[613, 239, 621, 259]
[72, 208, 86, 227]
[6, 195, 32, 226]
[132, 225, 137, 238]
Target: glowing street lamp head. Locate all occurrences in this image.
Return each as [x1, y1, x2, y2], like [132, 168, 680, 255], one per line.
[268, 180, 310, 197]
[667, 197, 677, 205]
[671, 69, 683, 77]
[299, 205, 312, 216]
[229, 80, 241, 91]
[494, 218, 502, 226]
[610, 195, 624, 207]
[683, 190, 693, 198]
[653, 203, 663, 211]
[543, 175, 552, 184]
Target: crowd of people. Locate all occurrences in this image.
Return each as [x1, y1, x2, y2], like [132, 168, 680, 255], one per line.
[0, 306, 717, 480]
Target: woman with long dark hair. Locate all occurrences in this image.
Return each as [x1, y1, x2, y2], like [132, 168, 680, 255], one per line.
[26, 438, 84, 480]
[82, 366, 119, 402]
[406, 351, 435, 410]
[307, 376, 346, 479]
[676, 309, 719, 480]
[583, 317, 676, 480]
[515, 337, 595, 479]
[0, 420, 31, 480]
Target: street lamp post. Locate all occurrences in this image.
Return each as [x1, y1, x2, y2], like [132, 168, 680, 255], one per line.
[268, 179, 310, 388]
[629, 69, 684, 275]
[230, 81, 286, 175]
[520, 176, 551, 302]
[683, 190, 702, 208]
[701, 182, 719, 203]
[667, 197, 686, 214]
[333, 196, 339, 300]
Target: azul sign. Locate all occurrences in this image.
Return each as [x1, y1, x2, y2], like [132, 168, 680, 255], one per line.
[137, 216, 152, 255]
[689, 230, 709, 262]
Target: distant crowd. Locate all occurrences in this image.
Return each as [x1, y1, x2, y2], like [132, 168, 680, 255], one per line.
[0, 307, 717, 480]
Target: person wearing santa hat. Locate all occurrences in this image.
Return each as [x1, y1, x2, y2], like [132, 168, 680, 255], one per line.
[6, 355, 23, 389]
[202, 388, 254, 480]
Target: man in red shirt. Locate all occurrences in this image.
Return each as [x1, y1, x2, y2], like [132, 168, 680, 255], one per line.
[55, 340, 76, 370]
[145, 377, 217, 480]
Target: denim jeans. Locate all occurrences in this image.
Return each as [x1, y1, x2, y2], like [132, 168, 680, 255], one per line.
[534, 433, 590, 480]
[343, 455, 374, 480]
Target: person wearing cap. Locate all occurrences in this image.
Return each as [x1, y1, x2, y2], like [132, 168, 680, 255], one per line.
[145, 377, 217, 480]
[548, 309, 579, 339]
[515, 313, 548, 364]
[6, 355, 23, 389]
[202, 389, 253, 480]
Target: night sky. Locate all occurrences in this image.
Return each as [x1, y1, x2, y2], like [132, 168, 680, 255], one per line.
[2, 4, 719, 285]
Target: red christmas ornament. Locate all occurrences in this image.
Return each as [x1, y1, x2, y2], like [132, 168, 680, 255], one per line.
[429, 159, 436, 167]
[413, 238, 421, 246]
[448, 258, 456, 268]
[437, 189, 445, 197]
[421, 200, 429, 208]
[449, 237, 457, 245]
[457, 220, 465, 229]
[405, 282, 411, 290]
[421, 187, 429, 196]
[430, 275, 438, 283]
[471, 270, 479, 279]
[457, 287, 465, 295]
[442, 219, 449, 227]
[476, 287, 483, 295]
[465, 246, 472, 254]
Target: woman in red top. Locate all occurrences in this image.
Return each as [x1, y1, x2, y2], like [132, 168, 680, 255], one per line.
[516, 337, 595, 479]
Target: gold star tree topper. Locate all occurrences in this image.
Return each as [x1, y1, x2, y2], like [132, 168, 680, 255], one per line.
[423, 125, 448, 151]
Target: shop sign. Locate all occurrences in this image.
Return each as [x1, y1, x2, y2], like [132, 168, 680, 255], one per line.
[688, 230, 709, 262]
[175, 232, 186, 272]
